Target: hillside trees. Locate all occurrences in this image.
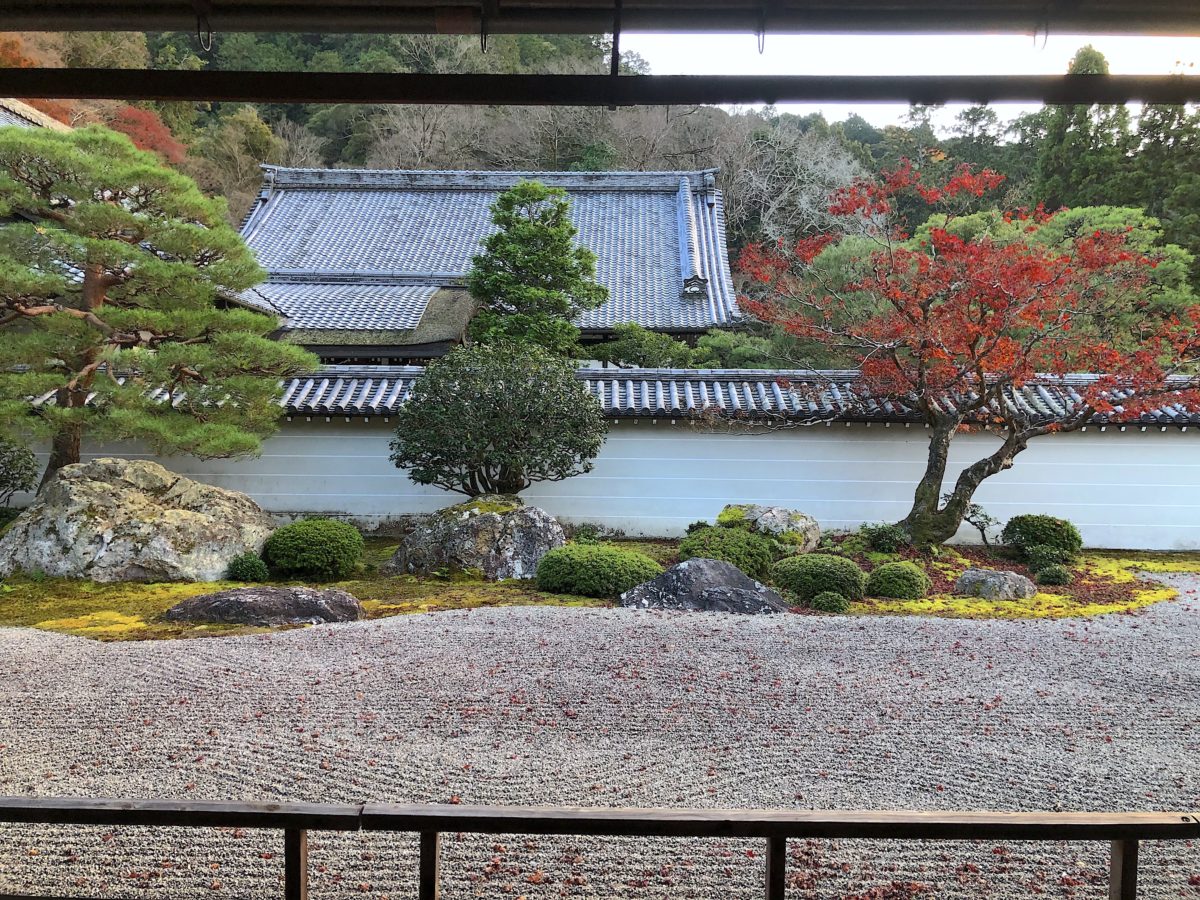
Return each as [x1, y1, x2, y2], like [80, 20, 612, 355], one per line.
[741, 164, 1200, 545]
[0, 127, 317, 487]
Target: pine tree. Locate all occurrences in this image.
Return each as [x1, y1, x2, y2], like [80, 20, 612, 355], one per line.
[467, 180, 607, 356]
[0, 126, 318, 487]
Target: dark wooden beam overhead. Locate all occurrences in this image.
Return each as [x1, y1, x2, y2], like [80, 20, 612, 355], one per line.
[0, 0, 1197, 35]
[1, 69, 1197, 106]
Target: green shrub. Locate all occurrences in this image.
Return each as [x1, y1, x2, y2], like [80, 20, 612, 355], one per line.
[536, 544, 663, 598]
[262, 518, 364, 580]
[678, 526, 777, 579]
[226, 552, 270, 582]
[685, 520, 710, 534]
[1024, 543, 1077, 572]
[858, 522, 908, 553]
[772, 553, 866, 603]
[865, 561, 931, 600]
[0, 506, 24, 530]
[1001, 514, 1083, 558]
[1035, 564, 1073, 586]
[715, 505, 751, 528]
[809, 591, 850, 613]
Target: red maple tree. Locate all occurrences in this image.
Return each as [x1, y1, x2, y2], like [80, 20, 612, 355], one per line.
[740, 162, 1200, 545]
[105, 105, 187, 165]
[0, 37, 75, 124]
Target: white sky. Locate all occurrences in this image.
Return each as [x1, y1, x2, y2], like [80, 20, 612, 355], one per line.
[622, 32, 1200, 128]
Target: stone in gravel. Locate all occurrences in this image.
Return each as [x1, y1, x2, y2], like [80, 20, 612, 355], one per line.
[162, 586, 363, 625]
[620, 557, 789, 614]
[382, 495, 565, 580]
[0, 457, 276, 583]
[718, 503, 820, 553]
[954, 567, 1037, 600]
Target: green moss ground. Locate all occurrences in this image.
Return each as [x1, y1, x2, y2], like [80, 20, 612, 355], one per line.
[1, 535, 1196, 641]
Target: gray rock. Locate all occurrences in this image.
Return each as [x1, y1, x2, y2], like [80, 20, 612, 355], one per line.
[163, 586, 362, 625]
[620, 558, 789, 614]
[382, 495, 565, 580]
[718, 503, 821, 553]
[954, 568, 1037, 601]
[0, 458, 276, 583]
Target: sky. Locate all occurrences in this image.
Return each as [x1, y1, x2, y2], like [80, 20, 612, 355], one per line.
[621, 32, 1200, 128]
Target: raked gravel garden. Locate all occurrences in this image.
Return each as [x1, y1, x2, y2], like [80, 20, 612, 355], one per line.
[1, 574, 1199, 898]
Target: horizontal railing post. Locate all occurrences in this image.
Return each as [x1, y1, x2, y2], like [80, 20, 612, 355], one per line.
[1109, 838, 1139, 900]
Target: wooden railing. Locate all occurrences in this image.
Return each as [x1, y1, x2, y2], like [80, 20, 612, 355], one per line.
[1, 798, 1198, 900]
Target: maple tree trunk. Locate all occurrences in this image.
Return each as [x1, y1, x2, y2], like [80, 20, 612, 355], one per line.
[900, 423, 1031, 547]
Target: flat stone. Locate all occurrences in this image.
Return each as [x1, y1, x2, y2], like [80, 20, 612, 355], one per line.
[954, 568, 1037, 601]
[0, 458, 276, 583]
[620, 558, 789, 614]
[163, 586, 363, 626]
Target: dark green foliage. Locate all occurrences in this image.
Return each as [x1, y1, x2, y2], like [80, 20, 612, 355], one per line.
[1035, 564, 1074, 586]
[1001, 515, 1083, 558]
[808, 590, 850, 613]
[593, 323, 695, 368]
[262, 518, 364, 581]
[865, 561, 931, 600]
[685, 520, 711, 535]
[0, 126, 317, 487]
[0, 438, 37, 506]
[859, 523, 908, 553]
[1024, 543, 1077, 573]
[467, 181, 607, 356]
[390, 342, 607, 496]
[678, 526, 777, 579]
[568, 522, 605, 544]
[226, 552, 270, 583]
[771, 553, 866, 603]
[535, 544, 663, 598]
[0, 506, 24, 529]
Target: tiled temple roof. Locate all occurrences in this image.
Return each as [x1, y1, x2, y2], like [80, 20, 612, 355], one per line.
[238, 168, 739, 334]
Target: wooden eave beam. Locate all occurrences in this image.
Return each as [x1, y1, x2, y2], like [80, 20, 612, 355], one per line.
[2, 70, 1198, 106]
[0, 3, 1198, 35]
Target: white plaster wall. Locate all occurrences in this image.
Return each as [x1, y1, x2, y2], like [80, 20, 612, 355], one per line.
[38, 417, 1199, 550]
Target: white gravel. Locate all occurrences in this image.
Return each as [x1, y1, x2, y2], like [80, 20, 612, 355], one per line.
[1, 575, 1198, 899]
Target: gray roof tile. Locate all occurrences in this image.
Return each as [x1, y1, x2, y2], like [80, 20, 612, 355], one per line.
[241, 168, 739, 333]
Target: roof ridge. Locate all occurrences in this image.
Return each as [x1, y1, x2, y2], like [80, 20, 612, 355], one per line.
[258, 166, 721, 192]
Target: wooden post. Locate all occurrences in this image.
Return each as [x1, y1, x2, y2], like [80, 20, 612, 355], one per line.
[765, 835, 786, 900]
[284, 828, 308, 900]
[419, 830, 441, 900]
[1109, 839, 1138, 900]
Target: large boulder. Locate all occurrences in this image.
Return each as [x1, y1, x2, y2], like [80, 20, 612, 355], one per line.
[0, 458, 275, 583]
[954, 568, 1037, 601]
[620, 558, 789, 614]
[718, 503, 820, 553]
[382, 495, 565, 580]
[163, 586, 362, 626]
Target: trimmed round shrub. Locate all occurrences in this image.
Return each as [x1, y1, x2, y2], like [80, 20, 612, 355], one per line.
[262, 518, 364, 580]
[859, 522, 908, 553]
[772, 553, 866, 603]
[685, 520, 711, 535]
[1001, 514, 1083, 558]
[1024, 543, 1076, 572]
[865, 560, 931, 600]
[227, 552, 269, 582]
[1035, 564, 1073, 586]
[536, 544, 663, 598]
[678, 526, 777, 579]
[809, 591, 850, 613]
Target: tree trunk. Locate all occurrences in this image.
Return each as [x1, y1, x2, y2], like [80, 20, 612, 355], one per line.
[900, 423, 1033, 546]
[39, 420, 81, 491]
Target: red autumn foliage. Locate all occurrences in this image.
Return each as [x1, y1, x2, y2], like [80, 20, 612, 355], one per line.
[106, 105, 187, 164]
[740, 162, 1200, 544]
[0, 37, 75, 125]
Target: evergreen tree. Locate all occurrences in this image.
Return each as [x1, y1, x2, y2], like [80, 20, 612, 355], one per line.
[467, 180, 607, 356]
[1035, 46, 1135, 209]
[0, 126, 317, 487]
